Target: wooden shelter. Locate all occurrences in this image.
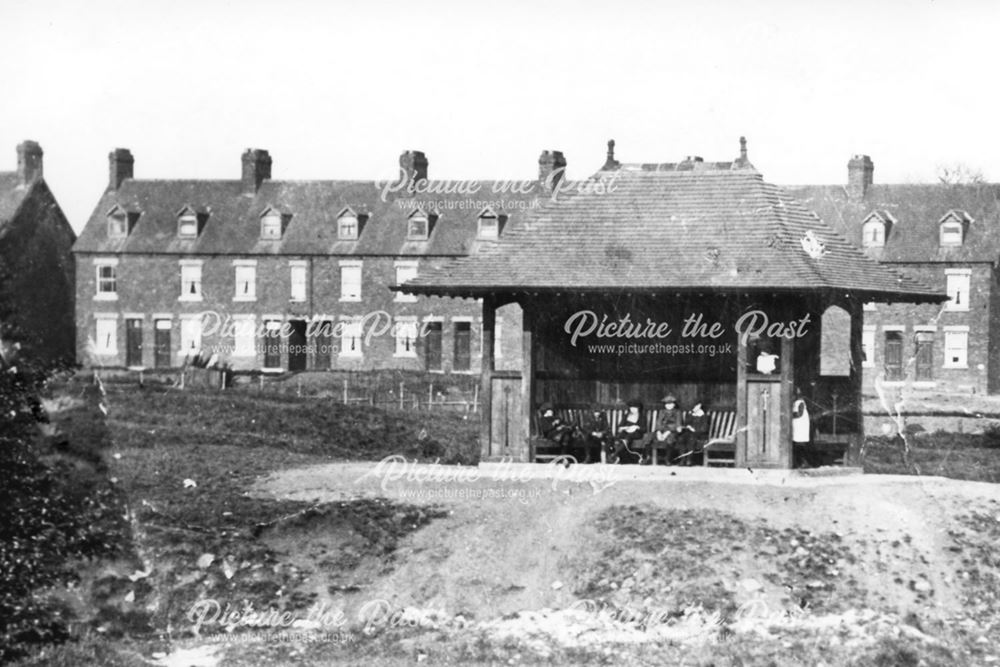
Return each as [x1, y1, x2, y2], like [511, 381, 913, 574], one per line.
[399, 142, 946, 468]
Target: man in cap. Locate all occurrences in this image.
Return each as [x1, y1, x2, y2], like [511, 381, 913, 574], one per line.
[646, 394, 684, 464]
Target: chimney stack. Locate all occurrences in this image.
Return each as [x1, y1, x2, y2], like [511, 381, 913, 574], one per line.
[538, 150, 567, 192]
[16, 140, 43, 186]
[108, 148, 134, 191]
[847, 154, 873, 200]
[241, 148, 272, 194]
[398, 150, 428, 189]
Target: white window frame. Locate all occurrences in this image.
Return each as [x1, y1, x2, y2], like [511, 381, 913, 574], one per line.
[179, 315, 203, 359]
[945, 269, 971, 312]
[861, 326, 875, 368]
[338, 213, 359, 240]
[861, 220, 885, 248]
[179, 260, 203, 302]
[290, 261, 307, 302]
[943, 327, 969, 369]
[261, 212, 283, 240]
[394, 261, 418, 303]
[394, 318, 418, 357]
[340, 261, 362, 302]
[94, 317, 118, 355]
[107, 211, 129, 239]
[339, 318, 363, 358]
[94, 257, 119, 301]
[232, 315, 256, 358]
[407, 213, 429, 241]
[940, 221, 964, 247]
[233, 260, 257, 302]
[178, 213, 199, 238]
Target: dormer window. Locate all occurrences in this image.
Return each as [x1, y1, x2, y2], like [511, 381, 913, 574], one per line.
[176, 206, 205, 239]
[860, 211, 894, 248]
[107, 205, 139, 239]
[477, 208, 507, 240]
[407, 209, 436, 241]
[939, 210, 972, 247]
[337, 207, 366, 240]
[260, 207, 290, 240]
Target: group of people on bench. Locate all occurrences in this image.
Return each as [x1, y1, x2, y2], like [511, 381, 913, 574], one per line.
[538, 395, 710, 465]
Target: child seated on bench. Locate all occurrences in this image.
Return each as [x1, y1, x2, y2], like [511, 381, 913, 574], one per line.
[582, 405, 611, 464]
[644, 394, 684, 465]
[612, 399, 645, 464]
[539, 402, 576, 455]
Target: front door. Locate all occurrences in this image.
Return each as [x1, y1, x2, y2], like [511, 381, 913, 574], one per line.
[154, 319, 171, 368]
[488, 375, 523, 460]
[288, 320, 307, 372]
[263, 320, 282, 369]
[125, 318, 143, 367]
[745, 379, 784, 467]
[885, 331, 903, 381]
[915, 332, 933, 381]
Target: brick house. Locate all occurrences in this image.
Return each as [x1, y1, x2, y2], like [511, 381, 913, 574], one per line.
[791, 158, 1000, 395]
[0, 140, 76, 364]
[71, 147, 550, 373]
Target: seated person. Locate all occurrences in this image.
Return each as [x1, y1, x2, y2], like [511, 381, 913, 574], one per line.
[680, 401, 710, 466]
[582, 406, 612, 464]
[612, 399, 645, 464]
[539, 402, 575, 455]
[644, 394, 684, 464]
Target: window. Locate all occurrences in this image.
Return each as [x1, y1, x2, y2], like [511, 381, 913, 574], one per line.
[179, 261, 203, 301]
[340, 319, 363, 358]
[884, 330, 904, 381]
[394, 262, 418, 302]
[94, 318, 117, 355]
[940, 222, 964, 246]
[340, 262, 362, 301]
[394, 320, 418, 357]
[108, 211, 128, 238]
[453, 321, 472, 372]
[178, 213, 198, 238]
[861, 221, 884, 247]
[233, 316, 255, 357]
[819, 306, 850, 376]
[944, 329, 969, 368]
[408, 212, 429, 240]
[234, 263, 257, 301]
[478, 210, 502, 240]
[290, 262, 307, 302]
[862, 328, 875, 368]
[180, 316, 202, 358]
[261, 211, 283, 240]
[945, 271, 970, 311]
[95, 261, 118, 300]
[338, 211, 359, 240]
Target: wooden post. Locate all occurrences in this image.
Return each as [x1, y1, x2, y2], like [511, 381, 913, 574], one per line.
[846, 297, 865, 466]
[343, 378, 348, 404]
[480, 296, 496, 459]
[778, 303, 795, 469]
[399, 382, 405, 410]
[472, 384, 479, 413]
[297, 376, 302, 397]
[735, 303, 748, 467]
[520, 302, 535, 463]
[428, 383, 433, 408]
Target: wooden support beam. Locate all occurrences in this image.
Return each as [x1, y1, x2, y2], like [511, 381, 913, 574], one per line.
[521, 305, 535, 462]
[479, 296, 496, 460]
[846, 297, 865, 465]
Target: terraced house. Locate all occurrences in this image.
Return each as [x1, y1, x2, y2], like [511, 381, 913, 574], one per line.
[792, 158, 1000, 395]
[72, 148, 546, 373]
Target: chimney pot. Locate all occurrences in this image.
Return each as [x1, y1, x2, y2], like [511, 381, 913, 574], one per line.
[538, 150, 567, 192]
[16, 140, 43, 186]
[108, 148, 134, 191]
[242, 148, 272, 194]
[602, 139, 620, 170]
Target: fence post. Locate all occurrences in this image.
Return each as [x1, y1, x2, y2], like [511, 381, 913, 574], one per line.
[343, 378, 348, 405]
[259, 374, 264, 392]
[473, 384, 479, 413]
[428, 383, 433, 408]
[179, 369, 185, 389]
[297, 376, 302, 397]
[399, 382, 405, 410]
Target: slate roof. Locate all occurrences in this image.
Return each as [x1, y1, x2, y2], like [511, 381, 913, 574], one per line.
[0, 173, 30, 234]
[73, 179, 542, 257]
[788, 183, 1000, 263]
[401, 164, 943, 301]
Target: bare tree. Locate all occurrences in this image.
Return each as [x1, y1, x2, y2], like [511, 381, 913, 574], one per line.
[936, 163, 986, 185]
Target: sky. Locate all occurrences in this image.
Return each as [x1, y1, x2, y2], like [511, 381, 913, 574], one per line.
[2, 0, 999, 233]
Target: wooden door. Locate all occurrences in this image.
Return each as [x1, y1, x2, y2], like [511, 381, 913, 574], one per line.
[125, 318, 143, 367]
[915, 333, 933, 381]
[745, 379, 784, 467]
[489, 375, 523, 460]
[424, 322, 442, 371]
[884, 332, 903, 381]
[154, 319, 171, 368]
[288, 320, 307, 372]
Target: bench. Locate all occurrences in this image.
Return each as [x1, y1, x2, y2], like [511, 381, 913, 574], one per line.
[532, 405, 737, 465]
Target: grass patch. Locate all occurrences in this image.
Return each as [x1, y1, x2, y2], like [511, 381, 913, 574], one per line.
[862, 433, 1000, 483]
